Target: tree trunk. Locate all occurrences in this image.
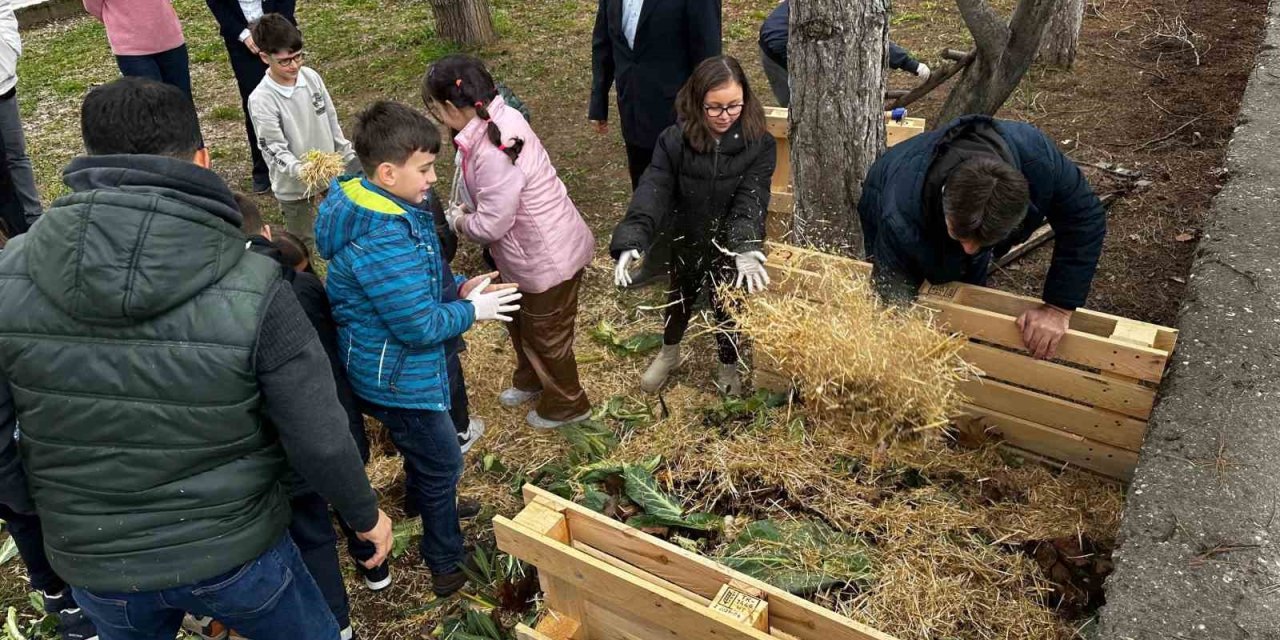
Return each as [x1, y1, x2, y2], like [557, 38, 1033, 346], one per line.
[937, 0, 1059, 124]
[787, 0, 889, 257]
[1039, 0, 1084, 67]
[428, 0, 497, 46]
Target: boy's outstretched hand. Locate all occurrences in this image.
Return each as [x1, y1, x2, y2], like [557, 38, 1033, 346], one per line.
[459, 271, 518, 298]
[356, 509, 394, 568]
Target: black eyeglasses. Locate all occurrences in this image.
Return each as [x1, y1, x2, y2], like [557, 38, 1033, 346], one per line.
[703, 103, 744, 117]
[271, 51, 306, 68]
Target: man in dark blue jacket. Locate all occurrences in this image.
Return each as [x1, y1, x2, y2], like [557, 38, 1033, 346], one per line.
[858, 115, 1106, 360]
[758, 0, 930, 108]
[205, 0, 297, 194]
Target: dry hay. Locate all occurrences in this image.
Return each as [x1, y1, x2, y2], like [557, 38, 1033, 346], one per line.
[300, 150, 345, 196]
[724, 263, 974, 444]
[354, 251, 1124, 640]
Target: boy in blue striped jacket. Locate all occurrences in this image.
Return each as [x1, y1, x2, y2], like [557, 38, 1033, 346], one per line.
[315, 101, 520, 597]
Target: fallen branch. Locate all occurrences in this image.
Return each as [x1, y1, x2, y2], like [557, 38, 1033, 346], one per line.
[1128, 115, 1204, 151]
[891, 48, 976, 110]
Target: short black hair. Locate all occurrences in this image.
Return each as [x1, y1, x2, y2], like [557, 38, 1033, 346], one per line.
[80, 77, 201, 158]
[275, 230, 313, 272]
[943, 158, 1030, 247]
[352, 101, 442, 176]
[251, 13, 302, 55]
[234, 192, 264, 235]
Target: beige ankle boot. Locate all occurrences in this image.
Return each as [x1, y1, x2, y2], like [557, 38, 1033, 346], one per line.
[715, 363, 743, 396]
[641, 344, 681, 393]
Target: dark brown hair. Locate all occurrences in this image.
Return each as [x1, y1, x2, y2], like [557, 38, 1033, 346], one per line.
[942, 158, 1030, 247]
[251, 13, 302, 56]
[233, 192, 264, 235]
[422, 55, 523, 164]
[676, 56, 768, 154]
[275, 230, 313, 273]
[351, 101, 442, 177]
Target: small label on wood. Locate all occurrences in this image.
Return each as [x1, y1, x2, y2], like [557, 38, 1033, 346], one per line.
[710, 583, 768, 631]
[921, 282, 961, 299]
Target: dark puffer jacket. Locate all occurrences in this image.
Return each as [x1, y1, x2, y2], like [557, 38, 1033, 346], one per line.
[858, 115, 1106, 310]
[610, 120, 776, 272]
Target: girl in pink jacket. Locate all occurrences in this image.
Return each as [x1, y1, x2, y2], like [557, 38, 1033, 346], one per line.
[423, 55, 595, 430]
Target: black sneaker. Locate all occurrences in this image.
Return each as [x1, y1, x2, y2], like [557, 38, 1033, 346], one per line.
[359, 560, 392, 592]
[43, 591, 99, 640]
[457, 497, 481, 520]
[251, 176, 272, 195]
[432, 553, 481, 598]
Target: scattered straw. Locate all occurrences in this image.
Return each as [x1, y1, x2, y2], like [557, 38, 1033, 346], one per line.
[299, 150, 345, 196]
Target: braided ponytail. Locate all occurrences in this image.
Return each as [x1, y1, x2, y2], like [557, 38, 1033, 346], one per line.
[423, 54, 524, 164]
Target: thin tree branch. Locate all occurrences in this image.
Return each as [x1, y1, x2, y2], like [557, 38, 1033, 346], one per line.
[956, 0, 1010, 53]
[890, 49, 976, 109]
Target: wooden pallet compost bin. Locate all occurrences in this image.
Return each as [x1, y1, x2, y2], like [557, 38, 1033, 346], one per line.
[753, 243, 1178, 482]
[495, 485, 901, 640]
[764, 107, 926, 240]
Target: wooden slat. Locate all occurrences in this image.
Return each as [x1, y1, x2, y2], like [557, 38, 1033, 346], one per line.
[517, 496, 589, 639]
[958, 377, 1146, 450]
[769, 189, 794, 213]
[570, 539, 710, 605]
[923, 300, 1169, 383]
[522, 487, 899, 640]
[494, 514, 778, 640]
[884, 113, 926, 147]
[962, 405, 1138, 480]
[773, 136, 792, 193]
[764, 106, 789, 139]
[516, 623, 559, 640]
[961, 342, 1155, 419]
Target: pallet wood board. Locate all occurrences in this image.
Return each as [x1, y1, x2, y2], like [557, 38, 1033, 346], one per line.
[496, 485, 901, 640]
[751, 242, 1177, 481]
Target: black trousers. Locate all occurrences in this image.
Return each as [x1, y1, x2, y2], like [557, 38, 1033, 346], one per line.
[221, 36, 270, 184]
[289, 493, 360, 630]
[0, 504, 64, 595]
[663, 258, 739, 365]
[624, 143, 654, 190]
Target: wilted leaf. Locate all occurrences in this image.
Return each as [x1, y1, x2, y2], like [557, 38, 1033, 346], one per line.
[0, 538, 17, 567]
[391, 519, 423, 560]
[589, 320, 664, 356]
[623, 465, 683, 520]
[481, 453, 506, 474]
[618, 332, 663, 354]
[580, 488, 610, 513]
[718, 520, 872, 595]
[558, 421, 618, 462]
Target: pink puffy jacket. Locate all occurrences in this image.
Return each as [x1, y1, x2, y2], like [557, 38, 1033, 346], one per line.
[455, 95, 595, 294]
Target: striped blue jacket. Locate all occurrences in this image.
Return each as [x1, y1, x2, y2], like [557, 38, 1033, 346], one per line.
[316, 177, 475, 411]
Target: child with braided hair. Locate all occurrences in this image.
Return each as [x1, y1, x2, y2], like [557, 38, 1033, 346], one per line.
[423, 54, 595, 430]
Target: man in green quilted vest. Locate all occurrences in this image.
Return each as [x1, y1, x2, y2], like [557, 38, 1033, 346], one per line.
[0, 77, 392, 640]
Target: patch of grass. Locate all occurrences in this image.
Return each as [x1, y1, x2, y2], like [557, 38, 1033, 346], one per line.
[209, 105, 242, 121]
[15, 17, 111, 109]
[891, 12, 927, 25]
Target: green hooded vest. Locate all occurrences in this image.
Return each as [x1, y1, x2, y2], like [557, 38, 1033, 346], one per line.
[0, 157, 291, 592]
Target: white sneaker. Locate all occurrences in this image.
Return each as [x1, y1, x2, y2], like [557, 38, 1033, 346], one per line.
[457, 418, 486, 454]
[498, 387, 540, 407]
[340, 626, 354, 640]
[526, 409, 592, 430]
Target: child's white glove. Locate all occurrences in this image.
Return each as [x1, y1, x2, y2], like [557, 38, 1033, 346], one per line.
[445, 202, 468, 234]
[734, 251, 770, 294]
[466, 277, 522, 322]
[614, 250, 642, 288]
[916, 62, 932, 82]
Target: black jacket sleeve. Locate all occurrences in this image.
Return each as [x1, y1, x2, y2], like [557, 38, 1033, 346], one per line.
[727, 136, 777, 253]
[1034, 132, 1107, 310]
[205, 0, 249, 41]
[888, 42, 921, 74]
[0, 375, 33, 515]
[589, 0, 614, 122]
[255, 283, 379, 532]
[610, 129, 680, 258]
[687, 0, 723, 68]
[858, 156, 923, 303]
[427, 190, 458, 264]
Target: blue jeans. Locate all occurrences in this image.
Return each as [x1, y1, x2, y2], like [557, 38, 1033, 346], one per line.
[73, 534, 338, 640]
[115, 44, 192, 100]
[363, 404, 465, 575]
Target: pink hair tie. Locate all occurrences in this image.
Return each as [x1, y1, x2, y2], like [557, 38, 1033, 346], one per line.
[498, 144, 507, 151]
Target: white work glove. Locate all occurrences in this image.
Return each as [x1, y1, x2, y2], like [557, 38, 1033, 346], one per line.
[915, 62, 931, 82]
[466, 277, 522, 322]
[734, 251, 770, 294]
[614, 250, 642, 288]
[444, 202, 467, 234]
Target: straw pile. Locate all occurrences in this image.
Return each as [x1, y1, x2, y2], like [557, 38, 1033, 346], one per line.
[725, 262, 974, 444]
[299, 150, 345, 196]
[348, 250, 1125, 640]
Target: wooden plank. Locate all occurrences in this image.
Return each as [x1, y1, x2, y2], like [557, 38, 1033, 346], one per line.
[494, 514, 778, 640]
[960, 342, 1155, 419]
[516, 622, 559, 640]
[764, 106, 789, 139]
[773, 135, 792, 193]
[516, 499, 571, 542]
[515, 492, 589, 639]
[884, 113, 927, 147]
[958, 377, 1147, 450]
[924, 299, 1169, 383]
[962, 404, 1138, 480]
[769, 189, 794, 213]
[570, 539, 710, 605]
[523, 487, 898, 640]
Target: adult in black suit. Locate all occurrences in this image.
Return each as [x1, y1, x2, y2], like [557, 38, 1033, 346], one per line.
[205, 0, 297, 194]
[590, 0, 721, 189]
